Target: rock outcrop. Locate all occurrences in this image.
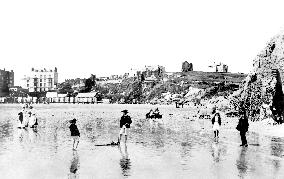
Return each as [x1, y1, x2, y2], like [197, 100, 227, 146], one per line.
[235, 31, 284, 122]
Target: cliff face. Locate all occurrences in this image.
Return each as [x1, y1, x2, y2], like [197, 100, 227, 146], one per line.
[237, 31, 284, 122]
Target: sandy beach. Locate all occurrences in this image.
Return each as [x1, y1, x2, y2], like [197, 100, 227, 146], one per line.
[1, 103, 284, 178]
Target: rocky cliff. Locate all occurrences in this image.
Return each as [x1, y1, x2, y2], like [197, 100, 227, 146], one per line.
[235, 31, 284, 122]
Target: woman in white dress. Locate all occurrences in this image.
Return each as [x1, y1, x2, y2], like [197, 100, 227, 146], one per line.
[29, 113, 37, 128]
[212, 112, 221, 139]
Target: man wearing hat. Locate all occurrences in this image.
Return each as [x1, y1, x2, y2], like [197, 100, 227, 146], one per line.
[119, 110, 132, 144]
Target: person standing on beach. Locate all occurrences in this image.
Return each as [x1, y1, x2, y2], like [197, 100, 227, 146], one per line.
[236, 109, 249, 147]
[29, 113, 38, 129]
[69, 118, 80, 150]
[119, 110, 132, 144]
[212, 112, 221, 140]
[17, 111, 24, 128]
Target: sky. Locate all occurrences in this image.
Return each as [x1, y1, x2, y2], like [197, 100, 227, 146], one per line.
[1, 0, 284, 86]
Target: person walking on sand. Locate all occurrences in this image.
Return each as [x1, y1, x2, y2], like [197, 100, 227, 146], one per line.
[119, 110, 132, 144]
[69, 118, 80, 150]
[236, 109, 249, 147]
[212, 112, 221, 140]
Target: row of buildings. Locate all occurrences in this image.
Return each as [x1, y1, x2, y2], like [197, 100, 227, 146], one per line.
[0, 61, 229, 97]
[0, 67, 58, 97]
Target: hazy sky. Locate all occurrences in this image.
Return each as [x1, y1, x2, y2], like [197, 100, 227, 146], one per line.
[1, 0, 284, 86]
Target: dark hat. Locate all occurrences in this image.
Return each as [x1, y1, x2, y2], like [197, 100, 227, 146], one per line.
[70, 118, 77, 123]
[121, 109, 128, 113]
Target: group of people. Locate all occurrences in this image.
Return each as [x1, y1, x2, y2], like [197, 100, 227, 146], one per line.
[69, 109, 132, 150]
[69, 106, 249, 150]
[146, 108, 162, 119]
[17, 103, 38, 129]
[211, 107, 249, 147]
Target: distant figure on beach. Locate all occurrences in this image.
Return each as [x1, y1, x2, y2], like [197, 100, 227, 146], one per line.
[29, 105, 34, 115]
[146, 108, 162, 119]
[153, 108, 160, 115]
[17, 111, 24, 128]
[236, 109, 249, 147]
[29, 113, 38, 129]
[119, 110, 132, 144]
[212, 112, 221, 140]
[149, 109, 153, 116]
[22, 106, 30, 127]
[69, 118, 80, 150]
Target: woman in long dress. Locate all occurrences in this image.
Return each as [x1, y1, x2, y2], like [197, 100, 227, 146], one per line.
[212, 112, 221, 139]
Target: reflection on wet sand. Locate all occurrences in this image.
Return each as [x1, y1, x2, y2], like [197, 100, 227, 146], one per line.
[211, 142, 221, 163]
[68, 151, 80, 179]
[271, 137, 284, 176]
[236, 147, 248, 178]
[119, 144, 131, 177]
[3, 104, 284, 178]
[28, 128, 40, 144]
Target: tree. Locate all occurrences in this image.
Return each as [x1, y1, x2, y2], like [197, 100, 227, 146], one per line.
[58, 82, 74, 94]
[83, 75, 96, 93]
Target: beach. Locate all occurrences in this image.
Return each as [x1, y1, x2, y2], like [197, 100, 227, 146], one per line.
[1, 103, 284, 178]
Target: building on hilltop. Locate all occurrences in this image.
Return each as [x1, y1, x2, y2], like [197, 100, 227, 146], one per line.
[207, 62, 228, 73]
[0, 69, 14, 96]
[23, 67, 58, 92]
[129, 65, 166, 81]
[143, 65, 165, 79]
[182, 61, 193, 72]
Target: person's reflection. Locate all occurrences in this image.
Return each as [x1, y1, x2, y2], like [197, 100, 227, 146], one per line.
[119, 144, 131, 176]
[28, 128, 39, 144]
[68, 150, 80, 179]
[17, 128, 28, 143]
[236, 147, 248, 178]
[270, 137, 283, 175]
[211, 142, 221, 163]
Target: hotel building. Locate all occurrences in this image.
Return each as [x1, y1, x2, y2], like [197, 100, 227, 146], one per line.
[23, 67, 58, 92]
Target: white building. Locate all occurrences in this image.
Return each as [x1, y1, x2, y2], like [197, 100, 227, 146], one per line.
[23, 67, 58, 92]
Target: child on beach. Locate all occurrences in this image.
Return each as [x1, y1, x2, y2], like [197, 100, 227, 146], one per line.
[212, 112, 221, 140]
[69, 118, 80, 150]
[119, 110, 132, 144]
[17, 111, 24, 128]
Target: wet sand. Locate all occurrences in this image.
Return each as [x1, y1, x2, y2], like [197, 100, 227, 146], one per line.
[1, 103, 284, 178]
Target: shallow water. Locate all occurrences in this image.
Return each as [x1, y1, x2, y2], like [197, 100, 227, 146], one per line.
[1, 104, 284, 179]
